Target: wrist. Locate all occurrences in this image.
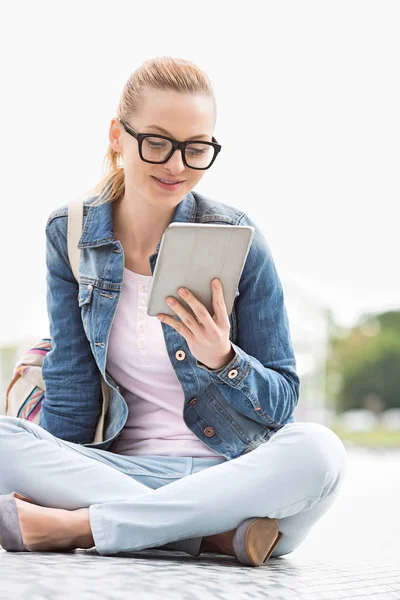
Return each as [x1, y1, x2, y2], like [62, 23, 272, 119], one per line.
[203, 344, 235, 371]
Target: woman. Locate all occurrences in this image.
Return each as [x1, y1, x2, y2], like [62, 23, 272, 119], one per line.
[0, 57, 347, 567]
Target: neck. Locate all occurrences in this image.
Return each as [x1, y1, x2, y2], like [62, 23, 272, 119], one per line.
[112, 191, 175, 256]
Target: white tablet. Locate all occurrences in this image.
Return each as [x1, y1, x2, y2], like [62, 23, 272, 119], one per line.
[146, 222, 255, 318]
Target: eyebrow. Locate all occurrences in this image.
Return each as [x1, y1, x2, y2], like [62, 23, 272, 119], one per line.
[145, 125, 209, 140]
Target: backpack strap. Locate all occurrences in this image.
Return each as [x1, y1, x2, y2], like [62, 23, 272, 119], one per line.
[67, 199, 83, 280]
[67, 199, 110, 445]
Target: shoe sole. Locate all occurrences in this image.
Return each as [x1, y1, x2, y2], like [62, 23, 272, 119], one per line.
[233, 517, 282, 567]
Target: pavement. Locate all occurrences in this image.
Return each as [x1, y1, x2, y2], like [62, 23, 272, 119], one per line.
[1, 446, 399, 600]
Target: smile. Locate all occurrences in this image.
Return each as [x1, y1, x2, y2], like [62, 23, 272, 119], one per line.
[152, 177, 184, 189]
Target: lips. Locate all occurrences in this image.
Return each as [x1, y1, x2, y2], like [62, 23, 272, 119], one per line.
[154, 177, 184, 184]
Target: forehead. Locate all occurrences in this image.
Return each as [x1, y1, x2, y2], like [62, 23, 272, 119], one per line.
[135, 89, 215, 135]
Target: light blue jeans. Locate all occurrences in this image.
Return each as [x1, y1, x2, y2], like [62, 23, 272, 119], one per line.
[0, 416, 348, 557]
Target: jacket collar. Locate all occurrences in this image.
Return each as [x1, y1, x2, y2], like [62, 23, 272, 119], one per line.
[78, 186, 197, 250]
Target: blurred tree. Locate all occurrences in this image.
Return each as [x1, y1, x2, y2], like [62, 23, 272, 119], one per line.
[327, 311, 400, 413]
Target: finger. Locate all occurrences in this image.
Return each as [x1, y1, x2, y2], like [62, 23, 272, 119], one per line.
[212, 279, 230, 324]
[157, 313, 192, 339]
[176, 289, 212, 328]
[165, 296, 203, 335]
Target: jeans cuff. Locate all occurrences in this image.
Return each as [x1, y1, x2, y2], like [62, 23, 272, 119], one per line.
[158, 536, 203, 557]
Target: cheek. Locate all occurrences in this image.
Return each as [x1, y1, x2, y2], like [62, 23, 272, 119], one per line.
[187, 170, 205, 188]
[127, 155, 151, 182]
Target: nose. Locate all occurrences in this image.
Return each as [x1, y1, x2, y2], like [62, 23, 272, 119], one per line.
[164, 148, 186, 173]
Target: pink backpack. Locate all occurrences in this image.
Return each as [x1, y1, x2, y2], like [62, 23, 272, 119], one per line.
[5, 199, 110, 444]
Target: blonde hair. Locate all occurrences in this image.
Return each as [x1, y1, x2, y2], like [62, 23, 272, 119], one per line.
[86, 56, 216, 207]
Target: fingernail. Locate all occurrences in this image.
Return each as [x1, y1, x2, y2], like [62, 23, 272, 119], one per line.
[213, 279, 220, 288]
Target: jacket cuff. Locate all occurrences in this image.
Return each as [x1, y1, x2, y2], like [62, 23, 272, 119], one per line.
[195, 342, 251, 386]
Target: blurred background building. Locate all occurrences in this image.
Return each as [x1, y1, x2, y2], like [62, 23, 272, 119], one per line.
[283, 280, 331, 424]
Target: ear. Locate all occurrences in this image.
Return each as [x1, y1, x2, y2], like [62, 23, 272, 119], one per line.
[109, 118, 124, 154]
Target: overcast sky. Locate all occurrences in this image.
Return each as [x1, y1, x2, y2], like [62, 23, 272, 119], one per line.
[1, 0, 399, 346]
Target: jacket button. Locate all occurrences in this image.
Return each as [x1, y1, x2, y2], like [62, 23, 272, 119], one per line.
[228, 369, 238, 379]
[204, 426, 215, 437]
[189, 397, 197, 406]
[87, 284, 93, 290]
[175, 350, 186, 361]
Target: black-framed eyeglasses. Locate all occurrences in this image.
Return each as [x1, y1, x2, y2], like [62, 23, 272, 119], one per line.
[118, 118, 222, 170]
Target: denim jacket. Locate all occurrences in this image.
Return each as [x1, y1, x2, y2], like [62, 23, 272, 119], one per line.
[40, 186, 299, 460]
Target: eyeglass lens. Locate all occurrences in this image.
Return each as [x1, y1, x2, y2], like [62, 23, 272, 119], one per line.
[142, 136, 214, 168]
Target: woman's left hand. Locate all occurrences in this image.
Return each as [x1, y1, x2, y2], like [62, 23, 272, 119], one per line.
[157, 278, 235, 370]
